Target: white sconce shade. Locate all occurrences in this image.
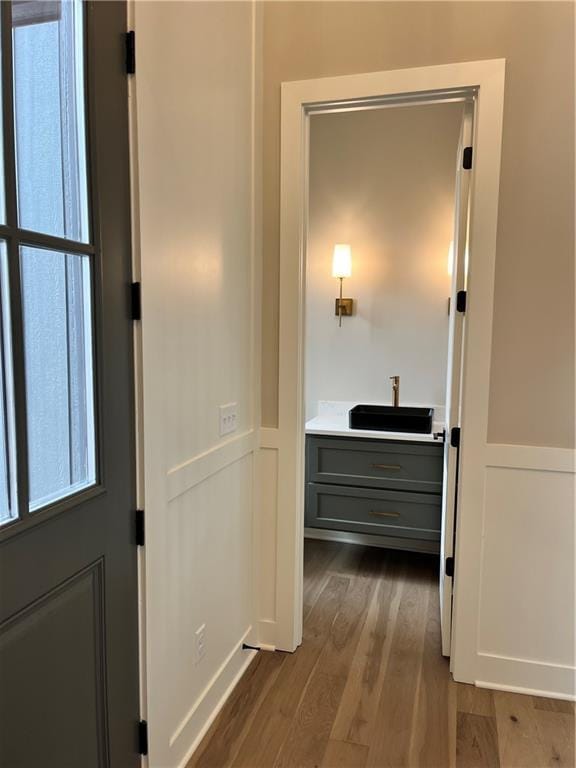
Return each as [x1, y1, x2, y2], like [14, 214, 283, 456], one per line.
[332, 244, 352, 279]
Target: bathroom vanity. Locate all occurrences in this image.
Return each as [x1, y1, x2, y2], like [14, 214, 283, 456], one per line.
[305, 403, 444, 553]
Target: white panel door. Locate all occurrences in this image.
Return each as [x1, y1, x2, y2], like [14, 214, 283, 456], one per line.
[440, 101, 474, 656]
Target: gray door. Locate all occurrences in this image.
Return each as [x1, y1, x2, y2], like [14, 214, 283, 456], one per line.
[0, 2, 139, 766]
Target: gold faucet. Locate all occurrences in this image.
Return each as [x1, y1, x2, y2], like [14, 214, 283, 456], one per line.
[390, 376, 400, 407]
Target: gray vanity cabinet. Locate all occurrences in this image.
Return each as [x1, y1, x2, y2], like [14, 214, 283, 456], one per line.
[305, 435, 444, 553]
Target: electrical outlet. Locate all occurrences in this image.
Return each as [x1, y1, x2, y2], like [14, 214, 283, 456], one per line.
[219, 403, 238, 436]
[195, 624, 206, 665]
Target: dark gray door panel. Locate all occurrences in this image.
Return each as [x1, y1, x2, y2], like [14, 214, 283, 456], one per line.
[0, 3, 139, 766]
[0, 561, 107, 768]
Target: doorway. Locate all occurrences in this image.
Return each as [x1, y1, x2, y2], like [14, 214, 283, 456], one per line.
[303, 95, 473, 658]
[274, 61, 505, 687]
[0, 2, 140, 765]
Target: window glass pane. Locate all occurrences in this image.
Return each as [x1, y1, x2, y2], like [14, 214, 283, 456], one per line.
[21, 245, 95, 510]
[13, 0, 89, 242]
[0, 242, 17, 524]
[0, 12, 5, 224]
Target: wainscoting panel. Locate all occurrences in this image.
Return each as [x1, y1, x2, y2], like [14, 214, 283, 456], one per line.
[163, 450, 254, 765]
[474, 445, 575, 699]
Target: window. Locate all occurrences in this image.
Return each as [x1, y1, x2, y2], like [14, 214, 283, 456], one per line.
[21, 246, 95, 510]
[0, 0, 96, 524]
[13, 0, 89, 241]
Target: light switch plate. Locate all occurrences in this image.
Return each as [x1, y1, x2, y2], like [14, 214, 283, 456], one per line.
[219, 402, 238, 436]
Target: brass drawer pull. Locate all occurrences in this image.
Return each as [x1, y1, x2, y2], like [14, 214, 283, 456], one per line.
[369, 510, 401, 518]
[371, 463, 402, 471]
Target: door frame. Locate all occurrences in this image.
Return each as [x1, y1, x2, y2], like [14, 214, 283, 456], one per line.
[276, 60, 505, 682]
[440, 100, 474, 659]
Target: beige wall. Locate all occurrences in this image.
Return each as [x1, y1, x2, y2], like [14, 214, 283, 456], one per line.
[306, 103, 462, 418]
[261, 1, 575, 448]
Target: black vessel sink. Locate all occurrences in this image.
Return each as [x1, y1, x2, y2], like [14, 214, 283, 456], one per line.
[349, 405, 433, 434]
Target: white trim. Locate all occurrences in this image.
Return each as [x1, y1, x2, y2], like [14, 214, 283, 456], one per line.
[440, 99, 474, 657]
[249, 0, 264, 658]
[478, 651, 575, 671]
[176, 631, 257, 768]
[276, 59, 506, 655]
[259, 426, 280, 450]
[257, 619, 277, 651]
[127, 0, 149, 735]
[475, 680, 576, 703]
[170, 626, 254, 748]
[475, 653, 576, 703]
[485, 443, 575, 473]
[166, 430, 256, 502]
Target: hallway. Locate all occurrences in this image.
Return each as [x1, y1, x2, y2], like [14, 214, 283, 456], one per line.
[189, 541, 574, 767]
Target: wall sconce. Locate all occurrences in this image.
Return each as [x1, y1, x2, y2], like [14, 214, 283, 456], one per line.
[332, 243, 354, 327]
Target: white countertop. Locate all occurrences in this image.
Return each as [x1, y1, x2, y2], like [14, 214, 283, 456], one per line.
[305, 400, 445, 444]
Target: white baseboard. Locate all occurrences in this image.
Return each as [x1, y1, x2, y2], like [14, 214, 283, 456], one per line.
[304, 526, 440, 554]
[472, 651, 576, 702]
[175, 629, 257, 768]
[475, 679, 576, 703]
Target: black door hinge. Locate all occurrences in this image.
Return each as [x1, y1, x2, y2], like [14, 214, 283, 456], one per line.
[126, 31, 135, 75]
[456, 289, 467, 314]
[450, 427, 461, 448]
[138, 720, 148, 756]
[131, 282, 141, 321]
[136, 509, 145, 546]
[433, 429, 446, 443]
[463, 146, 473, 170]
[445, 556, 455, 578]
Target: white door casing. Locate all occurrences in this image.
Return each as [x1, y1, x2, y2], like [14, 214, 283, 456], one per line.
[277, 60, 505, 687]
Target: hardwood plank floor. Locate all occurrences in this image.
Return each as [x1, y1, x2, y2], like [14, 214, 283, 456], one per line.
[188, 540, 575, 768]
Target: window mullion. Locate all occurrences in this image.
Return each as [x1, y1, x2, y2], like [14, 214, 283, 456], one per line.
[2, 1, 29, 521]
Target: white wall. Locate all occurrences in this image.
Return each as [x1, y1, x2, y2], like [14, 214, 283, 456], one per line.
[131, 2, 260, 765]
[305, 104, 462, 419]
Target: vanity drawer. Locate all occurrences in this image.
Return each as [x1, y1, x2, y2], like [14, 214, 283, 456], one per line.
[306, 435, 443, 493]
[305, 483, 441, 541]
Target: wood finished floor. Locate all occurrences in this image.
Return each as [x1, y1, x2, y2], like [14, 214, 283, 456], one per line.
[188, 540, 575, 768]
